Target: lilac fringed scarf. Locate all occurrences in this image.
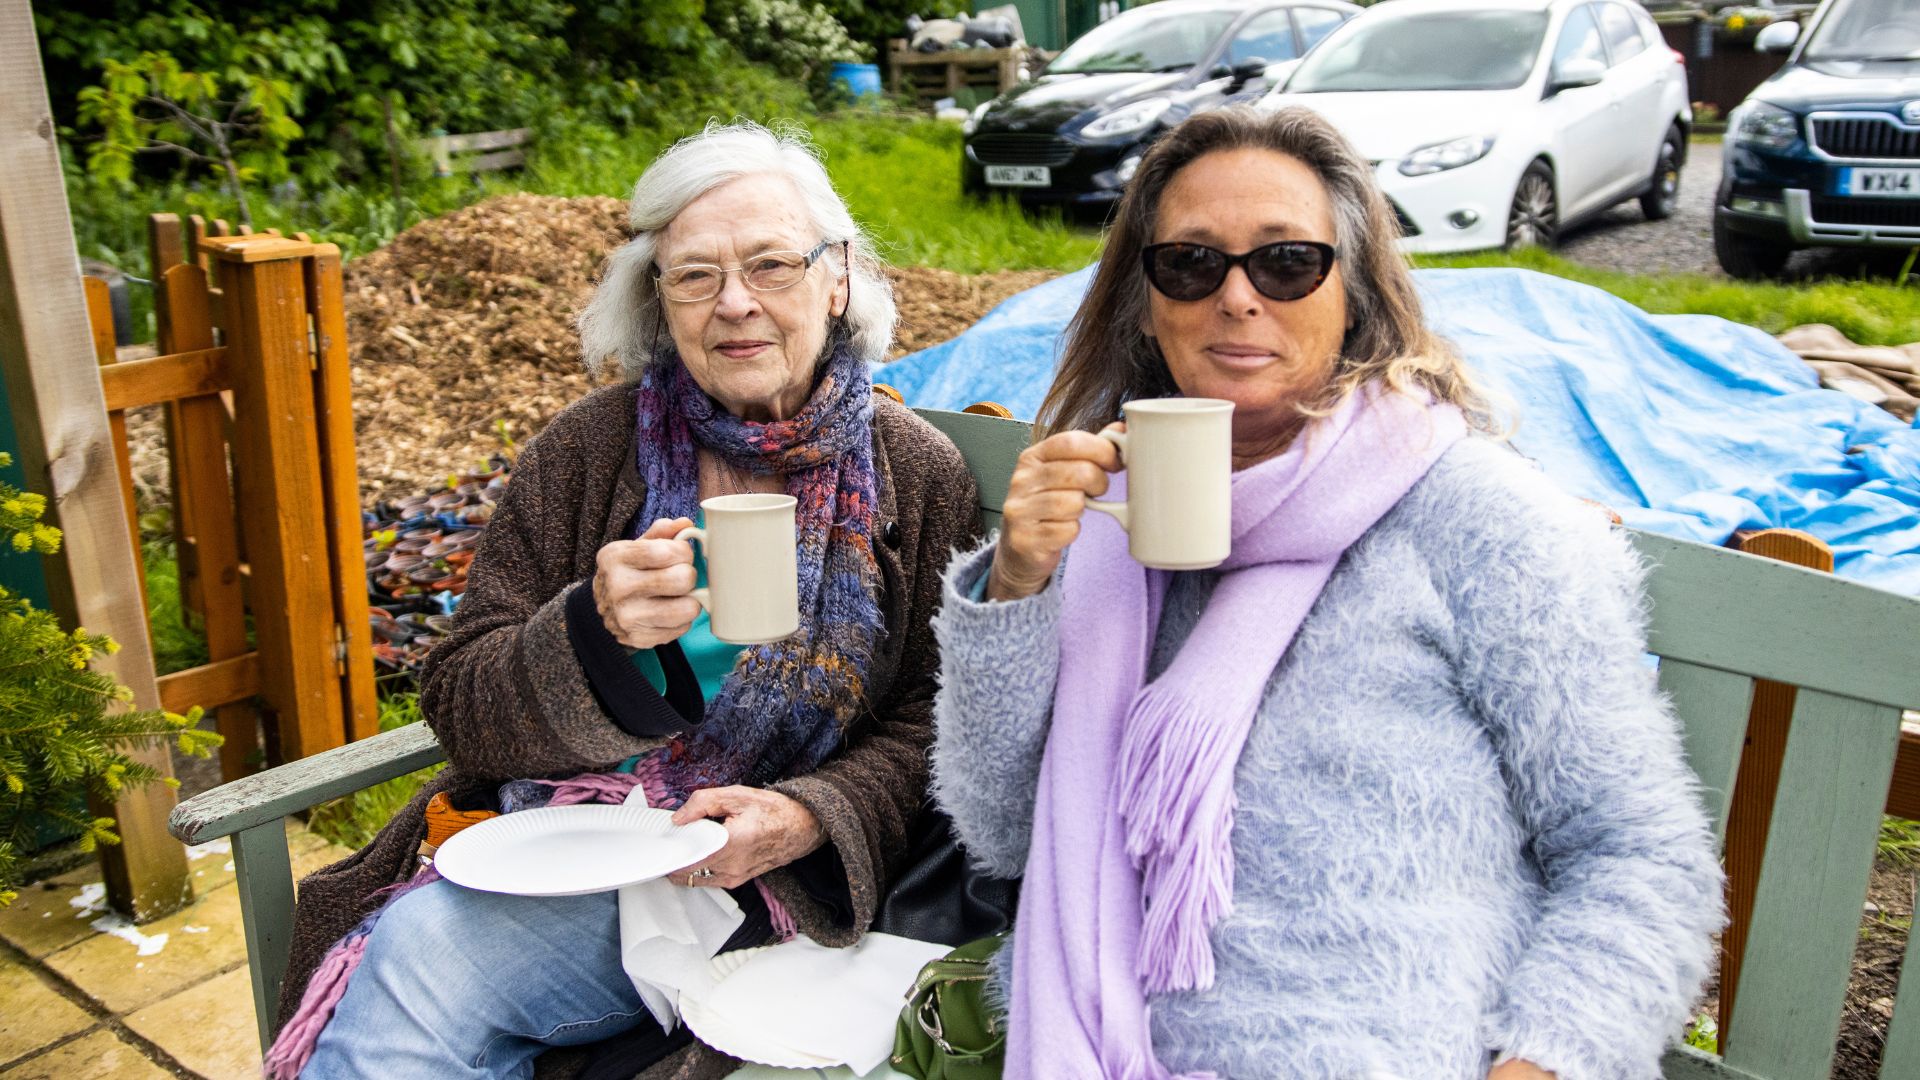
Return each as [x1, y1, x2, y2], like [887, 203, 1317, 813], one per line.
[632, 342, 884, 799]
[1009, 386, 1466, 1080]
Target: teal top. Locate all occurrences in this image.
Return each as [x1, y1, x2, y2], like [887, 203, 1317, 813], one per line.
[634, 513, 742, 701]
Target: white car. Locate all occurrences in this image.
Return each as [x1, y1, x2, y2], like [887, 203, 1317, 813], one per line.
[1258, 0, 1691, 252]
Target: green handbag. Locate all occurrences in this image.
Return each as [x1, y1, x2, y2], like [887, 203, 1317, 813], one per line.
[890, 933, 1008, 1080]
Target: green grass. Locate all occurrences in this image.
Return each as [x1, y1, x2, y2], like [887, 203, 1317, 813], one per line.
[1415, 247, 1920, 348]
[1880, 815, 1920, 867]
[306, 692, 443, 851]
[141, 539, 210, 676]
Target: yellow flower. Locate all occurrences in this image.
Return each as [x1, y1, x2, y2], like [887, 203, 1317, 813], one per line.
[10, 533, 30, 552]
[1727, 14, 1745, 29]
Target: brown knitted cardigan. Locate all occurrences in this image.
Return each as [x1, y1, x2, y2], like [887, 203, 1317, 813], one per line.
[277, 382, 980, 1078]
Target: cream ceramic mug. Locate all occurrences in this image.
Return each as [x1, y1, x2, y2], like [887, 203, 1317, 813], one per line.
[672, 493, 800, 645]
[1085, 397, 1234, 570]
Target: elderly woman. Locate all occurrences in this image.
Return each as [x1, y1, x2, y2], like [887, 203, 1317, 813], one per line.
[931, 106, 1722, 1080]
[275, 121, 979, 1080]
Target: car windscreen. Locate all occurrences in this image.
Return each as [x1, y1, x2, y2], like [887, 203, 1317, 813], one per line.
[1802, 0, 1920, 62]
[1287, 10, 1550, 92]
[1047, 7, 1239, 74]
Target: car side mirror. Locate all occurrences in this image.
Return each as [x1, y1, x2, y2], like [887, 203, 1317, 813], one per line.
[1548, 58, 1605, 95]
[1755, 21, 1799, 54]
[1230, 57, 1270, 85]
[1209, 63, 1233, 80]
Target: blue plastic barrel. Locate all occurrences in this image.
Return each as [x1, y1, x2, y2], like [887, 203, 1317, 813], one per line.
[829, 62, 883, 100]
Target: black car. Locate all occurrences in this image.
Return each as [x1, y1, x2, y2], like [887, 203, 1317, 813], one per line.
[1713, 0, 1920, 278]
[962, 0, 1360, 212]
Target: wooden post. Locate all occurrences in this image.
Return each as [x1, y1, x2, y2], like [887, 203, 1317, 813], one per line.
[305, 247, 378, 742]
[1718, 528, 1835, 1048]
[147, 214, 206, 620]
[82, 277, 148, 615]
[0, 0, 189, 921]
[207, 234, 347, 761]
[159, 263, 258, 781]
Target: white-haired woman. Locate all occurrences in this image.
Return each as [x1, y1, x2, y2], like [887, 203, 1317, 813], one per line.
[277, 121, 980, 1080]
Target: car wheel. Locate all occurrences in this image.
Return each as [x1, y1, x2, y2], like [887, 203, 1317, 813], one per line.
[1712, 214, 1792, 280]
[1506, 161, 1558, 250]
[1640, 126, 1682, 221]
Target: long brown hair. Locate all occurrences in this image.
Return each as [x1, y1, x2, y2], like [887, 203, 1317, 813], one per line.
[1036, 106, 1496, 438]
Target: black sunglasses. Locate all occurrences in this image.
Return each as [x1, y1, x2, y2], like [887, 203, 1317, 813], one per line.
[1140, 241, 1338, 302]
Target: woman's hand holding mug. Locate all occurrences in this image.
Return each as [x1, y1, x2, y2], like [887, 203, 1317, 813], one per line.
[594, 517, 700, 650]
[987, 425, 1124, 602]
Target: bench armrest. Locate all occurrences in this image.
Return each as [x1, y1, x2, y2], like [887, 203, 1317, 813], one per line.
[168, 722, 447, 845]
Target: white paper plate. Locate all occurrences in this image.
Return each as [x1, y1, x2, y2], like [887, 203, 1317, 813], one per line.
[434, 805, 727, 896]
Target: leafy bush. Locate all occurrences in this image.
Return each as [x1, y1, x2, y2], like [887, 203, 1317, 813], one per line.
[0, 453, 220, 906]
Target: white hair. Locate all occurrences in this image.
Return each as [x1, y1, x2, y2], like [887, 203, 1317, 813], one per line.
[577, 120, 897, 378]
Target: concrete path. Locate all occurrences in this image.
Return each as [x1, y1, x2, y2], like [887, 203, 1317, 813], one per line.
[0, 821, 352, 1079]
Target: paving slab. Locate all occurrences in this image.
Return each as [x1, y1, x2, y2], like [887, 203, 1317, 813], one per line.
[0, 1028, 172, 1080]
[124, 967, 260, 1080]
[0, 952, 95, 1067]
[0, 877, 119, 960]
[42, 883, 247, 1016]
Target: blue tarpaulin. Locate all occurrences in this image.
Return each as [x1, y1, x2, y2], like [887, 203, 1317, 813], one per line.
[879, 266, 1920, 596]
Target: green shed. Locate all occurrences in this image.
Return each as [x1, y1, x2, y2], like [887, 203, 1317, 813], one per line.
[984, 0, 1146, 52]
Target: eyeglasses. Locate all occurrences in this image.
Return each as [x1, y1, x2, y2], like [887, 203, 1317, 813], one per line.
[1140, 241, 1338, 303]
[656, 239, 839, 303]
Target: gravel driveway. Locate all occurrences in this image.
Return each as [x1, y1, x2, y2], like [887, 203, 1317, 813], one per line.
[1557, 141, 1721, 275]
[1556, 140, 1910, 280]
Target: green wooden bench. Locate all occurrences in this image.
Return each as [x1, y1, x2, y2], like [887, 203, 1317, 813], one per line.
[169, 408, 1920, 1079]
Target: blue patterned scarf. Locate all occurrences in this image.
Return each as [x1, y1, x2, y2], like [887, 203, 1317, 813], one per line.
[631, 342, 883, 801]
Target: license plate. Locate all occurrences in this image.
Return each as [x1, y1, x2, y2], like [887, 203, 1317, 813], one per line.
[985, 165, 1051, 187]
[1840, 168, 1920, 197]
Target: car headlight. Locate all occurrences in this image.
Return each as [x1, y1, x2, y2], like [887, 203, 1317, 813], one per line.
[1729, 100, 1799, 151]
[962, 101, 992, 136]
[1082, 98, 1172, 140]
[1398, 135, 1496, 176]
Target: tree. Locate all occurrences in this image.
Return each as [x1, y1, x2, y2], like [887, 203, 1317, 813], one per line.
[75, 51, 301, 228]
[0, 454, 219, 907]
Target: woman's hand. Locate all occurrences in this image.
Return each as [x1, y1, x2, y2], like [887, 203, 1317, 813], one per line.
[593, 517, 699, 650]
[1488, 1060, 1556, 1080]
[986, 424, 1124, 602]
[667, 786, 827, 889]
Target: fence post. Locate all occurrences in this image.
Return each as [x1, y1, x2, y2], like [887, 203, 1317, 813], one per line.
[207, 234, 347, 762]
[0, 0, 189, 921]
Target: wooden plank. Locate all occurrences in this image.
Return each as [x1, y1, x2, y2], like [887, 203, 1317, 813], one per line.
[0, 1, 187, 922]
[98, 346, 229, 411]
[159, 264, 256, 781]
[441, 127, 531, 153]
[168, 721, 444, 844]
[1719, 529, 1834, 1046]
[230, 821, 294, 1052]
[209, 235, 346, 762]
[304, 247, 377, 742]
[1657, 659, 1753, 839]
[84, 277, 148, 618]
[915, 409, 1027, 533]
[156, 652, 260, 714]
[454, 147, 525, 173]
[188, 215, 209, 271]
[1721, 691, 1902, 1080]
[146, 214, 184, 348]
[1881, 891, 1920, 1078]
[1628, 530, 1920, 710]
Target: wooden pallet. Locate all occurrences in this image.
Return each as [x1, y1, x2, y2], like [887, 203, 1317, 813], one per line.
[886, 41, 1050, 108]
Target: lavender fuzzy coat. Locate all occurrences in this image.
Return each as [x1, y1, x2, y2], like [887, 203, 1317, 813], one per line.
[931, 436, 1723, 1080]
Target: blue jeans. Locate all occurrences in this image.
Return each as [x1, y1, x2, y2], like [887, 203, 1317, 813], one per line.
[303, 879, 652, 1079]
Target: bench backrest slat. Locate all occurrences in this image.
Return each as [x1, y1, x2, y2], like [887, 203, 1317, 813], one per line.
[1725, 691, 1903, 1080]
[917, 408, 1029, 533]
[1656, 659, 1755, 841]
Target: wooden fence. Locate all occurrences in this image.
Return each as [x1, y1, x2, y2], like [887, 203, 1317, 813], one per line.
[86, 218, 377, 780]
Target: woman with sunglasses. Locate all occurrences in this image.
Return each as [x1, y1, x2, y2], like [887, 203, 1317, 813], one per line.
[931, 106, 1721, 1080]
[275, 121, 982, 1079]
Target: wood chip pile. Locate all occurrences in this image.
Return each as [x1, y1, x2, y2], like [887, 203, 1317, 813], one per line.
[336, 194, 1058, 504]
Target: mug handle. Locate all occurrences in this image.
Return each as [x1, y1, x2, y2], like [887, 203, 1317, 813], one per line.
[1084, 427, 1130, 531]
[671, 525, 711, 612]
